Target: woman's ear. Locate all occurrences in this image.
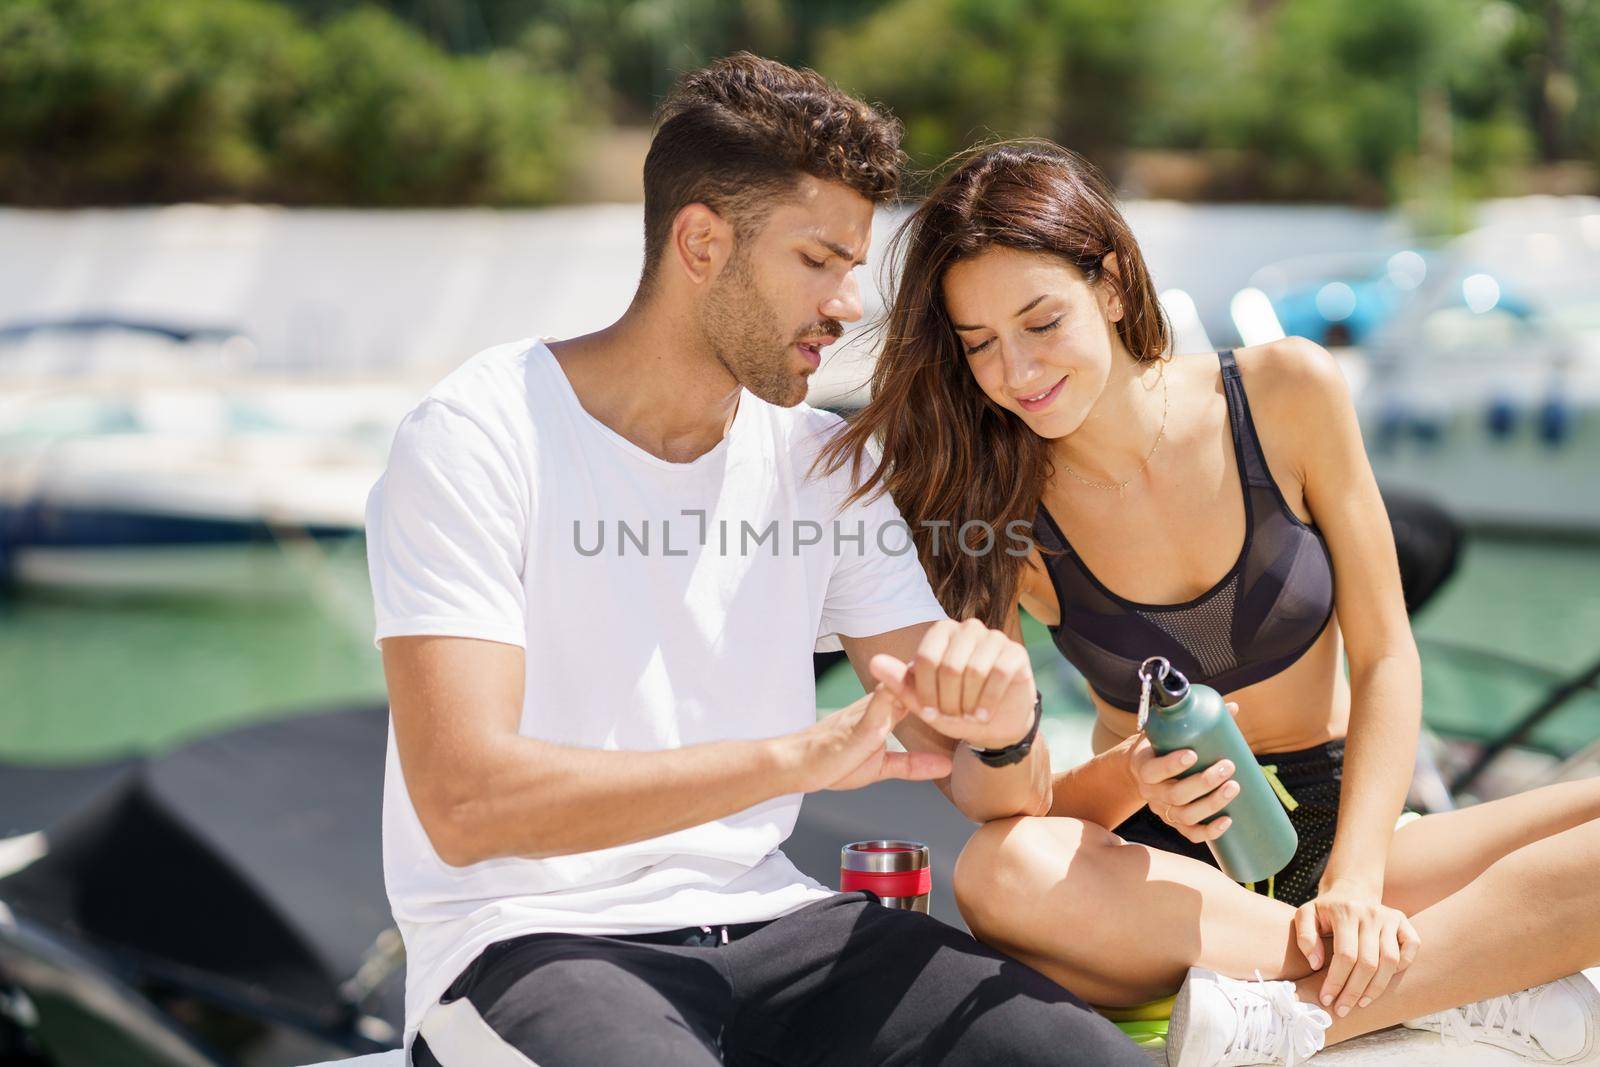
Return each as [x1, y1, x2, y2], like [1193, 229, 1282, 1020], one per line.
[1101, 251, 1124, 323]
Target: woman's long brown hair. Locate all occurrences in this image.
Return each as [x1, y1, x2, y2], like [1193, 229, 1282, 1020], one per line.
[815, 140, 1170, 627]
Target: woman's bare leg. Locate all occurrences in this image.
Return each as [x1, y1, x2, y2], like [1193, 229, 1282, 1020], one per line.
[1383, 778, 1600, 914]
[956, 809, 1600, 1047]
[953, 815, 1313, 1006]
[1314, 816, 1600, 1044]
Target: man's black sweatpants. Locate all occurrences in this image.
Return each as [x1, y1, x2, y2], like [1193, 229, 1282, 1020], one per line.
[410, 890, 1144, 1065]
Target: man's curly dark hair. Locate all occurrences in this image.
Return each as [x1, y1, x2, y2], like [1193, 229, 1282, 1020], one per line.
[638, 52, 904, 291]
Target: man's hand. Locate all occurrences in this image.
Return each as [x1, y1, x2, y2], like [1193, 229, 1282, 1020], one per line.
[788, 683, 954, 793]
[867, 618, 1036, 751]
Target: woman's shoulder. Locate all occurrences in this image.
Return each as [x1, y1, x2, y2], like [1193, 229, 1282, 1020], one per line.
[1168, 337, 1353, 437]
[1166, 339, 1338, 395]
[1224, 338, 1356, 495]
[1229, 337, 1350, 409]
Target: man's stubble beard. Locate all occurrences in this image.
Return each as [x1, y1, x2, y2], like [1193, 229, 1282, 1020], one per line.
[699, 247, 809, 408]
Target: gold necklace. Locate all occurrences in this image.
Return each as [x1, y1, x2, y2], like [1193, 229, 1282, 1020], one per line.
[1059, 363, 1170, 494]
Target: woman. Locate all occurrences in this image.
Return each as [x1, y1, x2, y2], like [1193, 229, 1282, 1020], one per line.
[820, 140, 1600, 1066]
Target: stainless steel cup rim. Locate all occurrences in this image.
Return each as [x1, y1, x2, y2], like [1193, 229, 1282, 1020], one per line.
[840, 839, 930, 873]
[872, 897, 931, 914]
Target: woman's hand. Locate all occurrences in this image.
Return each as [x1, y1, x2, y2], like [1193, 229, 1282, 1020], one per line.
[1294, 882, 1421, 1017]
[1124, 704, 1243, 843]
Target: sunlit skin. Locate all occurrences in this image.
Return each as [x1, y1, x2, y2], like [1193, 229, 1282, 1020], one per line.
[945, 245, 1128, 448]
[696, 176, 873, 409]
[550, 174, 872, 462]
[940, 244, 1600, 1047]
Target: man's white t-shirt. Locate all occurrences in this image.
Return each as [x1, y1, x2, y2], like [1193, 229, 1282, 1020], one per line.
[365, 338, 947, 1041]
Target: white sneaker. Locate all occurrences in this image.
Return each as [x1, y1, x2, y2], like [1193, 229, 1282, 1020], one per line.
[1167, 967, 1332, 1067]
[1402, 973, 1600, 1063]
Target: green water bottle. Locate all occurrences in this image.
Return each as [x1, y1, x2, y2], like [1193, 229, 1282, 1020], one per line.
[1138, 656, 1298, 885]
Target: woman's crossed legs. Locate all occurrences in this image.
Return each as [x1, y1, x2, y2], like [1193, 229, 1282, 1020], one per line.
[953, 777, 1600, 1048]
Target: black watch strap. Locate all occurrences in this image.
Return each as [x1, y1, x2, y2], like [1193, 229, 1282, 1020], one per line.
[969, 691, 1043, 767]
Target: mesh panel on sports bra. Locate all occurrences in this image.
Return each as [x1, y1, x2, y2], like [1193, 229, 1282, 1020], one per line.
[1139, 574, 1240, 678]
[1035, 350, 1335, 711]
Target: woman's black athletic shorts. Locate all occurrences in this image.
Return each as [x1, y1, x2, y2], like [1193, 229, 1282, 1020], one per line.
[1112, 738, 1347, 906]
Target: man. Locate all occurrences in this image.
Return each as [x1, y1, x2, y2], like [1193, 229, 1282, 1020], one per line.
[365, 53, 1143, 1065]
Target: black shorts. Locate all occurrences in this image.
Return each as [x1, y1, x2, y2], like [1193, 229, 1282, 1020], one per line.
[1112, 738, 1344, 906]
[410, 891, 1145, 1066]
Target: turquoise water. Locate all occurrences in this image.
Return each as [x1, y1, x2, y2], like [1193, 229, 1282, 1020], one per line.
[1, 535, 1596, 763]
[1409, 536, 1600, 753]
[0, 540, 383, 761]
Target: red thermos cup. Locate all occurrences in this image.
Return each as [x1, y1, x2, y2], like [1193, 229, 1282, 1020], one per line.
[840, 840, 931, 913]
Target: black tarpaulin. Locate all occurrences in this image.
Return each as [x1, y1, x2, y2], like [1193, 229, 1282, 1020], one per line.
[0, 705, 398, 1033]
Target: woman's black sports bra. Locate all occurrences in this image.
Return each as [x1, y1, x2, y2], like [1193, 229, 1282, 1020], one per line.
[1032, 349, 1336, 712]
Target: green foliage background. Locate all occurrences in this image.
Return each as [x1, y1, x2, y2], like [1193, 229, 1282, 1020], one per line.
[0, 0, 576, 204]
[0, 0, 1593, 206]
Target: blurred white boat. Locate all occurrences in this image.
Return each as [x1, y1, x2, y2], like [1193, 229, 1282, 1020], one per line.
[1229, 248, 1434, 352]
[1229, 203, 1600, 535]
[0, 318, 430, 596]
[0, 431, 381, 596]
[1357, 209, 1600, 534]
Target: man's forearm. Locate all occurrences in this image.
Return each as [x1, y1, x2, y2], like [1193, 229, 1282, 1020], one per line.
[415, 729, 809, 866]
[948, 733, 1053, 822]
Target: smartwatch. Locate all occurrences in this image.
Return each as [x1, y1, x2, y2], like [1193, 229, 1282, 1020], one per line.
[969, 691, 1043, 768]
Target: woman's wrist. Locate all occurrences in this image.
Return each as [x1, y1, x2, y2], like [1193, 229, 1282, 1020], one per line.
[1320, 818, 1395, 898]
[1318, 865, 1385, 899]
[1118, 732, 1150, 804]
